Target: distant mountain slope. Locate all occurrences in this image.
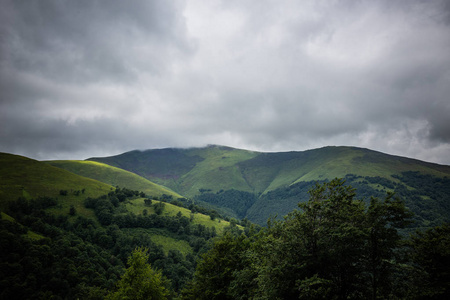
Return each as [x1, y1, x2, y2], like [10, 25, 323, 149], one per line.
[239, 146, 450, 193]
[89, 145, 259, 197]
[89, 145, 450, 228]
[89, 145, 450, 196]
[46, 160, 182, 199]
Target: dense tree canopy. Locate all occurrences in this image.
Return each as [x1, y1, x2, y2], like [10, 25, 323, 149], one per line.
[183, 179, 425, 299]
[2, 179, 449, 299]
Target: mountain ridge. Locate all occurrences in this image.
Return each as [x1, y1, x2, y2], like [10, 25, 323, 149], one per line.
[88, 145, 450, 196]
[87, 145, 450, 226]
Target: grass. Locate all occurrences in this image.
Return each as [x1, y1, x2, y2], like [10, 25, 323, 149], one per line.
[121, 197, 238, 256]
[83, 145, 450, 204]
[1, 211, 15, 222]
[121, 228, 193, 256]
[288, 147, 450, 185]
[126, 198, 232, 235]
[147, 233, 193, 256]
[177, 146, 258, 196]
[0, 153, 113, 212]
[0, 151, 238, 259]
[47, 160, 181, 199]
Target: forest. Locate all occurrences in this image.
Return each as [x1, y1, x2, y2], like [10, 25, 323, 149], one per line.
[183, 179, 450, 299]
[1, 179, 449, 299]
[0, 187, 246, 299]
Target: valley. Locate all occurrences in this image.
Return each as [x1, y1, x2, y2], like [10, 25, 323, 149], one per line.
[1, 145, 450, 298]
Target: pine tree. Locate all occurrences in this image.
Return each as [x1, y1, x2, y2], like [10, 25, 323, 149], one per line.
[106, 247, 170, 300]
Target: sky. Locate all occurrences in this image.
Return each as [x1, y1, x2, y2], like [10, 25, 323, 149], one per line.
[1, 0, 450, 164]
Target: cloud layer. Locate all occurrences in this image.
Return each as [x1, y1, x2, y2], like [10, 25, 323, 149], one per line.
[1, 0, 450, 164]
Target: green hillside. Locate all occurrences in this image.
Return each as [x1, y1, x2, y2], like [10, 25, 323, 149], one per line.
[2, 147, 450, 298]
[46, 160, 181, 199]
[0, 152, 113, 218]
[89, 145, 450, 227]
[1, 151, 247, 298]
[239, 146, 450, 193]
[124, 198, 233, 236]
[89, 145, 259, 197]
[0, 151, 235, 233]
[90, 145, 450, 196]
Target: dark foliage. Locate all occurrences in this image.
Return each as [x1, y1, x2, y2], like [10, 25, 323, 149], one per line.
[183, 179, 446, 300]
[194, 189, 257, 219]
[1, 185, 246, 298]
[0, 218, 123, 299]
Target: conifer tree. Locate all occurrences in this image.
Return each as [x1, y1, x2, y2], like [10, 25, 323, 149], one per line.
[106, 247, 170, 300]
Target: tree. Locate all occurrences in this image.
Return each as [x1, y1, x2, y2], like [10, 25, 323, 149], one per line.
[69, 205, 76, 216]
[154, 202, 165, 215]
[410, 223, 450, 299]
[106, 247, 171, 300]
[254, 179, 367, 299]
[365, 193, 413, 299]
[252, 179, 412, 299]
[181, 233, 251, 300]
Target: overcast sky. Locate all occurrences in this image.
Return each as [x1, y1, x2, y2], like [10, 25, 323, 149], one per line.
[1, 0, 450, 164]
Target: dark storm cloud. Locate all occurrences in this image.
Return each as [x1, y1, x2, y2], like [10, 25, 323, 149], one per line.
[1, 0, 450, 164]
[0, 0, 193, 159]
[0, 0, 191, 83]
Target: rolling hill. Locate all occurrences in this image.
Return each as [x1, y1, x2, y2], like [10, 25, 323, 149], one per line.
[89, 145, 450, 195]
[0, 151, 246, 298]
[0, 152, 113, 218]
[89, 145, 259, 197]
[0, 151, 237, 253]
[46, 160, 182, 199]
[89, 145, 450, 227]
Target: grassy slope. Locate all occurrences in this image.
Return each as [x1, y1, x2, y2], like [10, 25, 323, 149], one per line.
[89, 148, 204, 192]
[86, 145, 450, 227]
[240, 146, 450, 194]
[46, 160, 181, 199]
[176, 146, 259, 197]
[90, 146, 450, 199]
[123, 199, 234, 255]
[293, 147, 450, 181]
[126, 198, 232, 234]
[1, 152, 235, 256]
[0, 153, 113, 218]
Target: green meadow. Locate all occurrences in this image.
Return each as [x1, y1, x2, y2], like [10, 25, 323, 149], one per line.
[47, 160, 181, 199]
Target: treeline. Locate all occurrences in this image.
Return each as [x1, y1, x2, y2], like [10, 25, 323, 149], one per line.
[182, 179, 450, 299]
[0, 187, 247, 299]
[247, 173, 450, 229]
[347, 172, 450, 228]
[194, 189, 257, 219]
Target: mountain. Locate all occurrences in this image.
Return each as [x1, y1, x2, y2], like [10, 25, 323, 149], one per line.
[89, 145, 259, 197]
[89, 145, 450, 227]
[2, 147, 450, 297]
[89, 145, 450, 195]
